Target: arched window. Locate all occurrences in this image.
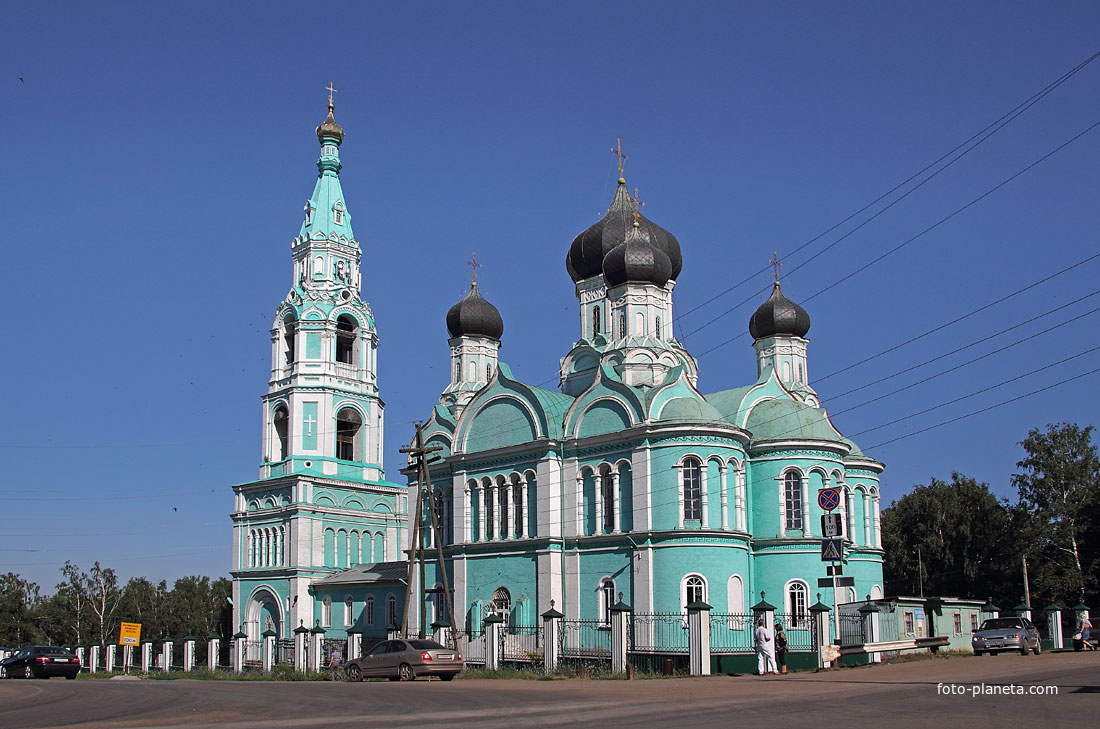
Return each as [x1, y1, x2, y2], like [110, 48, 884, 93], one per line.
[386, 594, 397, 626]
[798, 363, 804, 383]
[365, 596, 375, 625]
[282, 314, 297, 365]
[273, 405, 289, 461]
[784, 472, 803, 530]
[512, 479, 523, 537]
[601, 470, 615, 532]
[484, 482, 494, 540]
[655, 316, 661, 339]
[336, 407, 362, 461]
[313, 256, 325, 278]
[683, 458, 702, 521]
[619, 314, 626, 339]
[599, 578, 616, 626]
[492, 586, 511, 625]
[454, 360, 461, 383]
[635, 312, 645, 336]
[787, 581, 808, 629]
[468, 361, 476, 382]
[486, 363, 493, 380]
[593, 306, 601, 335]
[321, 596, 332, 628]
[344, 596, 354, 627]
[335, 315, 358, 365]
[682, 574, 707, 612]
[431, 488, 445, 545]
[498, 480, 509, 538]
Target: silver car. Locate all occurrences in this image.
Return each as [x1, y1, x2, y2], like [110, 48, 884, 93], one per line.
[972, 617, 1042, 656]
[345, 639, 462, 681]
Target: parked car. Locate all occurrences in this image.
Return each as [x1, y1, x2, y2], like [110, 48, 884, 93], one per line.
[344, 639, 462, 681]
[971, 617, 1042, 656]
[0, 646, 82, 679]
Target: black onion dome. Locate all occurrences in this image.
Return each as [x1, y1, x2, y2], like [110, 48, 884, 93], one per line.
[315, 102, 345, 143]
[749, 281, 811, 339]
[603, 227, 673, 288]
[567, 180, 683, 282]
[446, 284, 504, 340]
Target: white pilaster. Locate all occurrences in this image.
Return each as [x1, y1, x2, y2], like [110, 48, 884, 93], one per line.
[611, 472, 621, 533]
[719, 466, 729, 531]
[700, 467, 710, 529]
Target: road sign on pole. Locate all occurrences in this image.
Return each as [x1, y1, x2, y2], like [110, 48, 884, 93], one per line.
[817, 488, 840, 511]
[818, 577, 855, 588]
[821, 539, 843, 561]
[821, 513, 843, 537]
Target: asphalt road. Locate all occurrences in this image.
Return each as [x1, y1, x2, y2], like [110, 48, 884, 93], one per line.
[0, 652, 1096, 729]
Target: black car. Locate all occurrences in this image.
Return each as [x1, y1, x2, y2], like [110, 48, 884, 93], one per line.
[0, 646, 81, 679]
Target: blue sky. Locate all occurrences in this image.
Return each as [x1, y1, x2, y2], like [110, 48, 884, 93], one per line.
[2, 1, 1098, 591]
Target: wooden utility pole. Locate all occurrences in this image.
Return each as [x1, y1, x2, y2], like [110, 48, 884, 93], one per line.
[399, 425, 458, 649]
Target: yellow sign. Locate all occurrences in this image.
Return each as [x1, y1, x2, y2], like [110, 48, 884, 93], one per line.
[119, 622, 142, 646]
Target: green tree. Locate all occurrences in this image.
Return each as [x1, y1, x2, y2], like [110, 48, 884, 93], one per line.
[117, 577, 169, 640]
[0, 573, 44, 647]
[881, 472, 1017, 604]
[1012, 422, 1100, 605]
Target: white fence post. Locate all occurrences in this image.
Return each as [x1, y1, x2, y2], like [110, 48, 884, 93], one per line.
[1046, 604, 1063, 649]
[262, 630, 276, 673]
[293, 623, 309, 672]
[233, 630, 248, 673]
[140, 642, 152, 673]
[106, 644, 116, 673]
[206, 637, 220, 668]
[859, 600, 880, 663]
[347, 628, 363, 660]
[610, 595, 632, 675]
[183, 637, 195, 672]
[309, 625, 325, 673]
[542, 602, 563, 675]
[810, 597, 831, 669]
[88, 645, 100, 673]
[483, 614, 503, 671]
[687, 600, 712, 676]
[162, 641, 174, 672]
[75, 645, 86, 671]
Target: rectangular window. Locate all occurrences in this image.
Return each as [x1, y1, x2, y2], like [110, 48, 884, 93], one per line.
[345, 600, 354, 627]
[953, 612, 962, 636]
[904, 611, 915, 636]
[784, 477, 803, 530]
[970, 613, 979, 633]
[365, 598, 375, 625]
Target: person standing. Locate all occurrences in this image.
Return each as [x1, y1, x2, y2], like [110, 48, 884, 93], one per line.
[775, 622, 789, 674]
[1081, 616, 1095, 650]
[755, 617, 778, 675]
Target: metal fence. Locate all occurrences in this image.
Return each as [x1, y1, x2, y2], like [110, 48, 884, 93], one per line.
[631, 613, 689, 653]
[838, 614, 865, 646]
[709, 613, 755, 653]
[560, 619, 611, 658]
[502, 624, 544, 671]
[460, 628, 486, 666]
[774, 613, 814, 651]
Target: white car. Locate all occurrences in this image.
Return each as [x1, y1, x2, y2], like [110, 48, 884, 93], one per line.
[971, 617, 1041, 656]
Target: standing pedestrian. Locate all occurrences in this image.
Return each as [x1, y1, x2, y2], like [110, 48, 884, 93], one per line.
[755, 617, 778, 675]
[775, 622, 789, 674]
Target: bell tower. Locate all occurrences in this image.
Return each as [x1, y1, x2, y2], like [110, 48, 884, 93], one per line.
[231, 93, 407, 647]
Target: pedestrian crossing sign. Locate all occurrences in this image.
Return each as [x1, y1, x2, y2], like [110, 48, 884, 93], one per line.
[820, 539, 843, 562]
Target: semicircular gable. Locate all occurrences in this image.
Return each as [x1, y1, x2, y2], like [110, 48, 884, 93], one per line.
[576, 398, 633, 439]
[464, 397, 538, 452]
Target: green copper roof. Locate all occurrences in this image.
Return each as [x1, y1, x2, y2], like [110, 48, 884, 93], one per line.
[745, 398, 845, 442]
[299, 103, 356, 245]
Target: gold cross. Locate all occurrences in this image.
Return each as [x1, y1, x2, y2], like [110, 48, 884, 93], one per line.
[467, 252, 482, 284]
[633, 187, 646, 211]
[325, 83, 338, 104]
[770, 251, 782, 282]
[611, 138, 628, 178]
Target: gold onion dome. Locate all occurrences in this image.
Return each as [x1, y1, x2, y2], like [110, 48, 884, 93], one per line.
[315, 102, 344, 143]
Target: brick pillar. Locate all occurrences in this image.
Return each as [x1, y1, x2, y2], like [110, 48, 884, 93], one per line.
[610, 597, 632, 674]
[1045, 604, 1063, 649]
[161, 641, 174, 672]
[183, 637, 195, 672]
[687, 601, 712, 676]
[810, 597, 831, 669]
[484, 614, 503, 671]
[542, 602, 563, 675]
[207, 635, 220, 670]
[262, 629, 276, 673]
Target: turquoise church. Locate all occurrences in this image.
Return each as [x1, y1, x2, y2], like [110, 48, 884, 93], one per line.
[407, 171, 886, 636]
[230, 102, 886, 651]
[230, 101, 409, 649]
